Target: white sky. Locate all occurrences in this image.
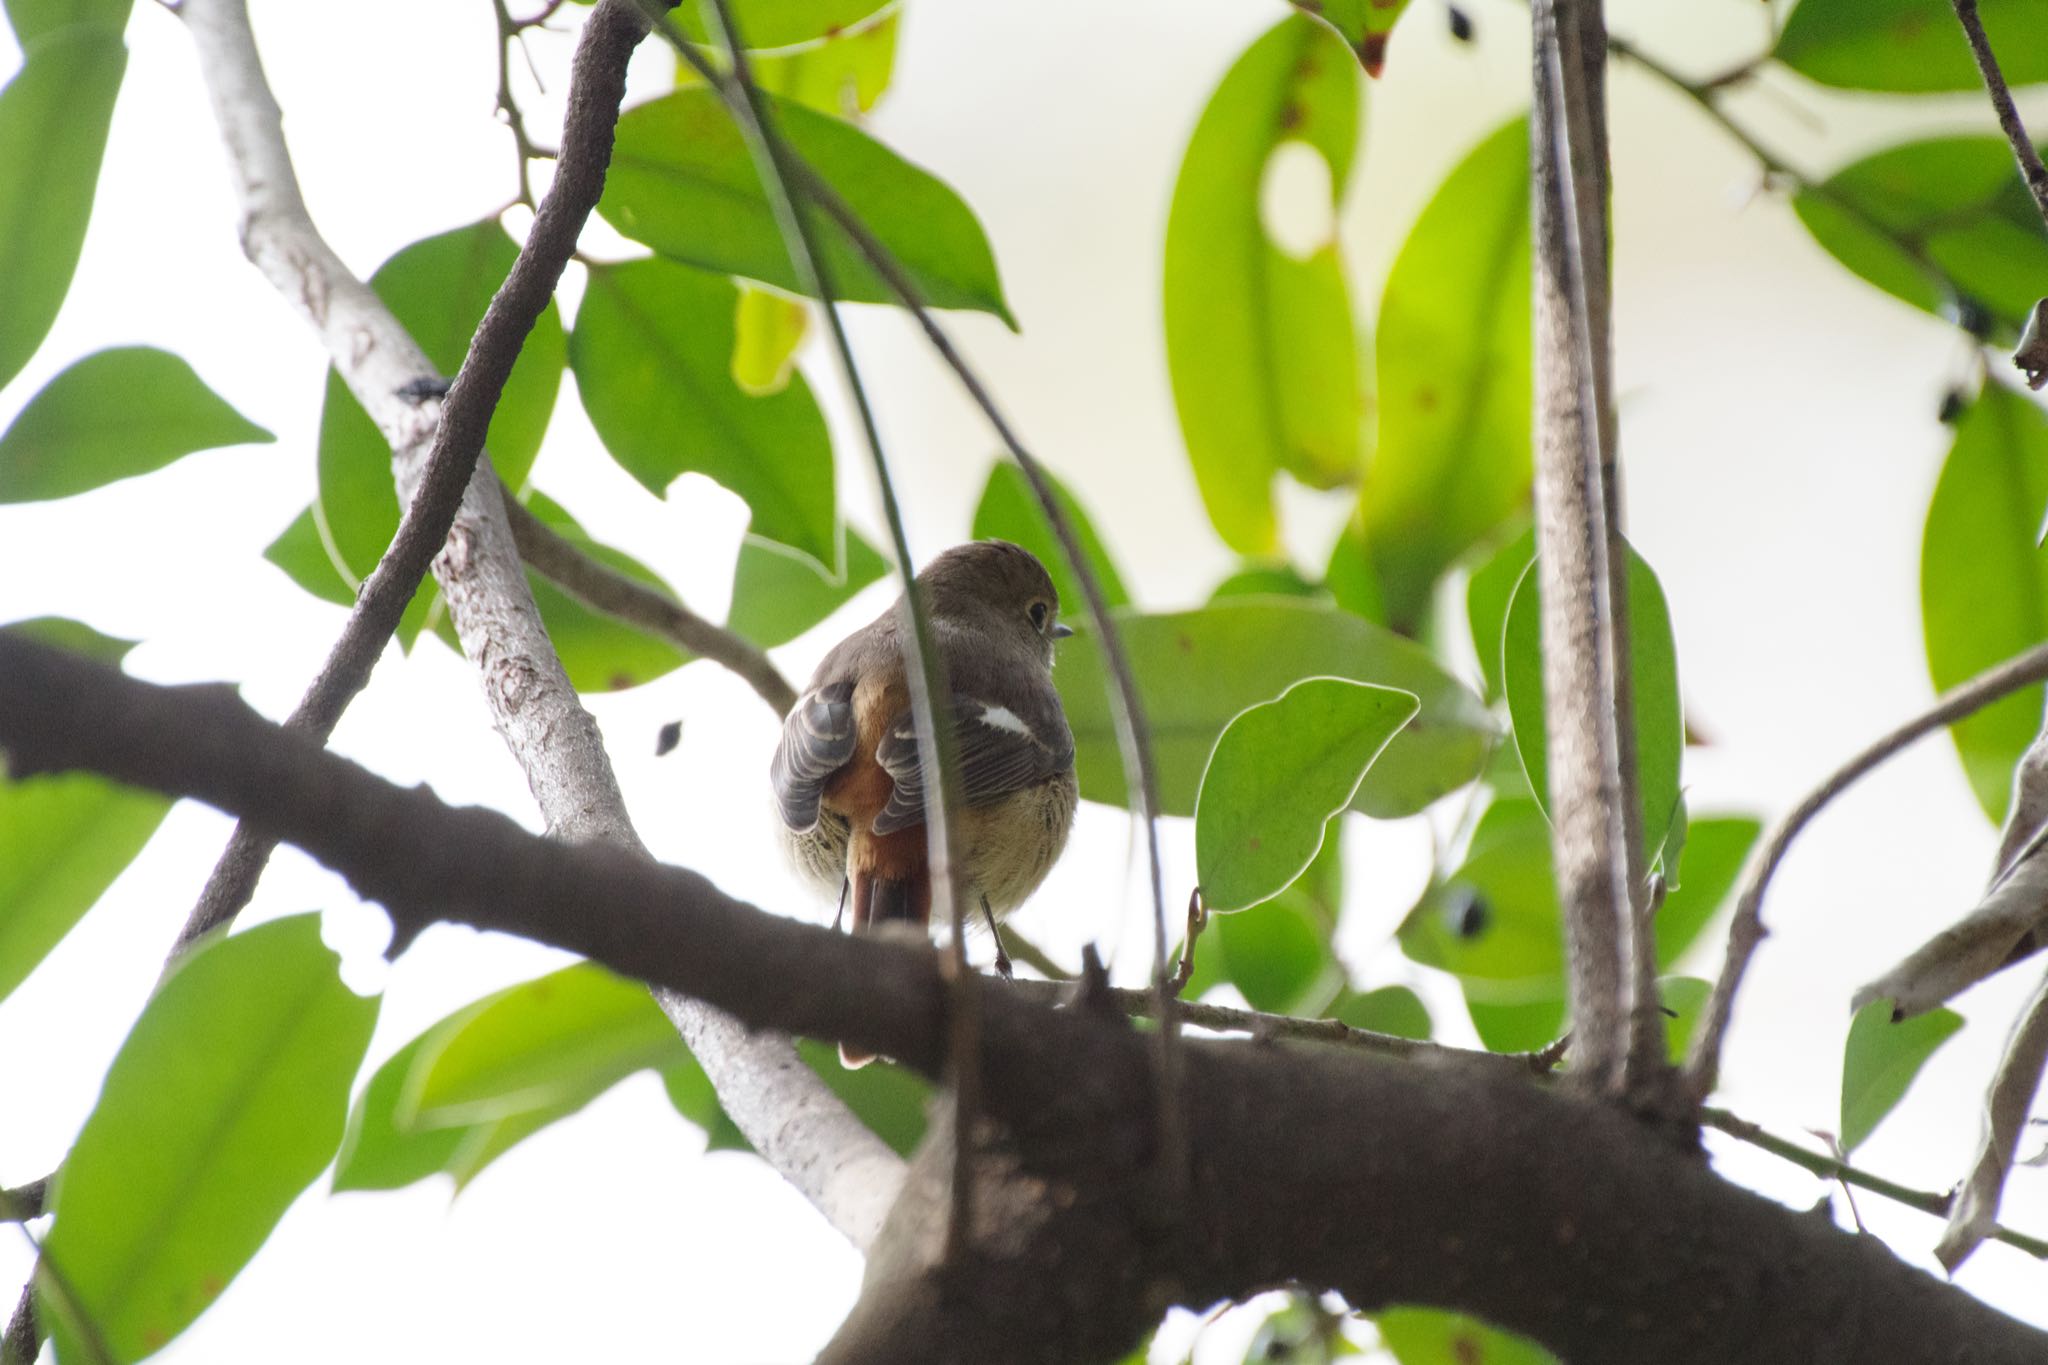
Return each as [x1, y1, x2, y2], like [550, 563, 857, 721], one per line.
[4, 0, 2048, 1360]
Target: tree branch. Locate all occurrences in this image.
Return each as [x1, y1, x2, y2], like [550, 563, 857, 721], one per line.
[1686, 638, 2048, 1100]
[1950, 0, 2048, 232]
[6, 636, 2048, 1364]
[174, 0, 902, 1248]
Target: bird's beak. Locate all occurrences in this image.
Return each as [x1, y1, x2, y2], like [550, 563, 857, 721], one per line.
[1051, 622, 1075, 640]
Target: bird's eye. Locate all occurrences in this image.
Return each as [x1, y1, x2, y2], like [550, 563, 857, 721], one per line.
[1028, 600, 1050, 630]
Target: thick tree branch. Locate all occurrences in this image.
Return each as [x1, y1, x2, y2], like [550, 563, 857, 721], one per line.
[5, 637, 2048, 1364]
[174, 0, 901, 1246]
[1687, 638, 2048, 1099]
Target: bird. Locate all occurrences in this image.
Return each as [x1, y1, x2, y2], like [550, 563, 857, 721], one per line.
[770, 540, 1080, 1064]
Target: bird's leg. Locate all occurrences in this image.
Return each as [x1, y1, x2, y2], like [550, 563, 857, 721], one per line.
[982, 895, 1013, 980]
[833, 877, 850, 933]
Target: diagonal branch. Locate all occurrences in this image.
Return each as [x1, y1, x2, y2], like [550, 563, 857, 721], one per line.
[1950, 0, 2048, 232]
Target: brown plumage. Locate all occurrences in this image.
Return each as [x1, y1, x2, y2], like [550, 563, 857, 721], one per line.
[769, 541, 1081, 1064]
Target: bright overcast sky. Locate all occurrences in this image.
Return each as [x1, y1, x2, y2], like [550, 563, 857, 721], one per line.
[3, 0, 2048, 1360]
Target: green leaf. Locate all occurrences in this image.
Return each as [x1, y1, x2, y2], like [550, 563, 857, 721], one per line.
[263, 504, 356, 609]
[602, 87, 1012, 322]
[0, 769, 168, 1004]
[1465, 524, 1533, 701]
[1164, 14, 1364, 555]
[1921, 383, 2048, 822]
[1323, 514, 1386, 624]
[731, 285, 809, 395]
[1293, 0, 1418, 75]
[333, 1034, 470, 1193]
[1840, 998, 1965, 1153]
[5, 0, 130, 44]
[727, 527, 889, 648]
[573, 258, 837, 569]
[1502, 541, 1684, 875]
[40, 915, 378, 1362]
[1216, 896, 1337, 1014]
[970, 461, 1131, 613]
[668, 0, 889, 50]
[1776, 0, 2048, 94]
[1056, 600, 1493, 820]
[1367, 116, 1531, 632]
[1400, 798, 1564, 985]
[1466, 993, 1568, 1054]
[743, 11, 899, 118]
[1210, 562, 1325, 602]
[0, 347, 272, 502]
[1378, 1306, 1559, 1365]
[1651, 816, 1761, 970]
[316, 221, 565, 640]
[0, 26, 125, 392]
[0, 614, 136, 666]
[1196, 678, 1416, 911]
[1658, 975, 1711, 1066]
[797, 1040, 932, 1156]
[407, 962, 682, 1127]
[520, 491, 694, 693]
[1793, 138, 2048, 341]
[1329, 983, 1431, 1039]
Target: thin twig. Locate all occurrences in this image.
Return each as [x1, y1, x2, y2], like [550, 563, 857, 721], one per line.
[1950, 0, 2048, 231]
[502, 490, 799, 716]
[1700, 1106, 2048, 1260]
[0, 1182, 44, 1225]
[1686, 639, 2048, 1100]
[492, 0, 546, 207]
[681, 0, 982, 1261]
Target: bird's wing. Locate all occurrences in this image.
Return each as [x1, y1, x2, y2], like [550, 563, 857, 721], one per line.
[770, 680, 857, 832]
[871, 692, 1075, 836]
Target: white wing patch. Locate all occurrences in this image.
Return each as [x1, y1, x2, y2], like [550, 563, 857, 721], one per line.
[976, 704, 1033, 738]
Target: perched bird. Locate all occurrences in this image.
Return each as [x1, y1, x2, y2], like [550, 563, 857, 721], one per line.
[770, 540, 1080, 1060]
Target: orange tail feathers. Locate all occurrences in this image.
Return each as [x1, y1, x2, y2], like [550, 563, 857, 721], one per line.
[839, 864, 931, 1068]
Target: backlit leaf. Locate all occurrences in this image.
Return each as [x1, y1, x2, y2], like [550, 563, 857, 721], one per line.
[1841, 997, 1964, 1153]
[727, 527, 889, 648]
[1776, 0, 2048, 93]
[971, 461, 1130, 614]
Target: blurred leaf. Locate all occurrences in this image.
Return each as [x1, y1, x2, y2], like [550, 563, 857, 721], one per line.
[1401, 798, 1563, 985]
[0, 347, 272, 502]
[668, 0, 889, 49]
[972, 461, 1131, 613]
[0, 614, 136, 665]
[1057, 601, 1493, 820]
[1323, 515, 1386, 623]
[1196, 678, 1416, 911]
[797, 1040, 931, 1155]
[574, 258, 837, 569]
[520, 491, 694, 692]
[1164, 14, 1364, 555]
[660, 1052, 750, 1153]
[4, 0, 130, 44]
[1295, 0, 1418, 76]
[263, 504, 357, 609]
[408, 962, 683, 1128]
[315, 221, 565, 644]
[1329, 983, 1431, 1039]
[1841, 997, 1965, 1153]
[727, 527, 889, 648]
[1465, 524, 1534, 701]
[1216, 896, 1337, 1014]
[334, 1034, 469, 1192]
[0, 26, 124, 392]
[1377, 1306, 1559, 1364]
[1658, 975, 1710, 1065]
[1776, 0, 2048, 93]
[1922, 383, 2048, 822]
[0, 769, 167, 1004]
[1210, 562, 1324, 602]
[40, 916, 377, 1363]
[1467, 993, 1567, 1054]
[1368, 116, 1531, 633]
[1794, 138, 2048, 341]
[731, 285, 809, 394]
[746, 11, 898, 117]
[1503, 541, 1684, 875]
[1652, 816, 1760, 970]
[603, 87, 1012, 321]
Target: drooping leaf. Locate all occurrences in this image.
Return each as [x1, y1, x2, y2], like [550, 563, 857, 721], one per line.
[1465, 524, 1534, 701]
[1367, 116, 1531, 633]
[1329, 983, 1431, 1039]
[0, 26, 125, 391]
[970, 461, 1130, 613]
[573, 258, 837, 569]
[1164, 14, 1364, 555]
[602, 87, 1012, 321]
[1794, 138, 2048, 341]
[726, 527, 889, 648]
[1055, 601, 1493, 820]
[1776, 0, 2048, 94]
[1841, 997, 1965, 1153]
[1378, 1306, 1559, 1365]
[1921, 383, 2048, 822]
[0, 772, 167, 1006]
[520, 491, 694, 693]
[315, 221, 565, 643]
[40, 915, 378, 1363]
[5, 0, 131, 44]
[731, 285, 810, 395]
[263, 504, 356, 609]
[0, 347, 272, 502]
[1196, 678, 1416, 911]
[1502, 541, 1685, 874]
[667, 0, 890, 50]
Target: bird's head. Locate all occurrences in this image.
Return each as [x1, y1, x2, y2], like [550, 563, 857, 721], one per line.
[918, 539, 1072, 665]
